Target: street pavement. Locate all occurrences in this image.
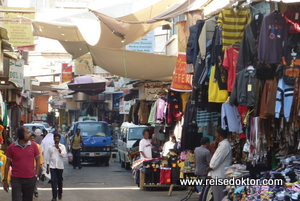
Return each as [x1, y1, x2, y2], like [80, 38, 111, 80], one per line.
[0, 160, 200, 201]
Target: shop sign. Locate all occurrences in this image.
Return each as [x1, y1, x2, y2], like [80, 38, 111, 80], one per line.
[112, 93, 123, 111]
[170, 53, 193, 92]
[1, 7, 35, 47]
[126, 31, 154, 53]
[119, 99, 133, 114]
[139, 82, 162, 101]
[9, 59, 24, 87]
[66, 99, 78, 110]
[61, 63, 72, 83]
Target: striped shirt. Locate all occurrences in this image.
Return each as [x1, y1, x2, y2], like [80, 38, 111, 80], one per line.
[218, 7, 252, 49]
[196, 109, 220, 127]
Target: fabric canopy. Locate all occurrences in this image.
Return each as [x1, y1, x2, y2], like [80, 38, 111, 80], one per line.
[32, 0, 205, 58]
[88, 46, 177, 80]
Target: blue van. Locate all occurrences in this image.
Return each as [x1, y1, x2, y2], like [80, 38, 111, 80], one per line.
[71, 121, 112, 166]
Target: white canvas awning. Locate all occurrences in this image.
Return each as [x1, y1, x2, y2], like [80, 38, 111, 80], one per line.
[32, 0, 207, 58]
[88, 46, 177, 80]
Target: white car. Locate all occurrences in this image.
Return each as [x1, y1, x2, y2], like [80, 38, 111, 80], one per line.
[31, 121, 52, 133]
[24, 123, 46, 133]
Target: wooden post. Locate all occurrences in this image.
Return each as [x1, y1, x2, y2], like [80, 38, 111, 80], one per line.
[140, 171, 144, 189]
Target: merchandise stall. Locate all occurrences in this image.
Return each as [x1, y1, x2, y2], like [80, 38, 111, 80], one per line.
[129, 1, 300, 200]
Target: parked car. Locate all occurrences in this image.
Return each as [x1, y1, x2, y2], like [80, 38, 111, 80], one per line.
[118, 122, 148, 170]
[31, 121, 52, 133]
[24, 123, 46, 133]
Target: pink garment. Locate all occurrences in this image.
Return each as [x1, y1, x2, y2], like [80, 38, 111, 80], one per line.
[156, 98, 166, 122]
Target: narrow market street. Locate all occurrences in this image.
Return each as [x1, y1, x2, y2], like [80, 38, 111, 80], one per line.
[1, 160, 199, 201]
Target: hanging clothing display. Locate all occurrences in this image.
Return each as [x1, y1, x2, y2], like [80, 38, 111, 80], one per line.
[218, 7, 252, 50]
[275, 78, 294, 121]
[199, 17, 217, 60]
[221, 102, 243, 134]
[258, 10, 288, 64]
[138, 100, 150, 125]
[237, 13, 264, 72]
[208, 65, 228, 103]
[223, 45, 240, 92]
[230, 68, 256, 107]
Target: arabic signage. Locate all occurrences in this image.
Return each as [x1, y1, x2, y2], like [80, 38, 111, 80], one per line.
[9, 59, 24, 87]
[126, 31, 154, 53]
[112, 93, 123, 111]
[170, 53, 193, 92]
[61, 63, 72, 83]
[119, 99, 134, 114]
[1, 7, 35, 47]
[66, 99, 79, 110]
[139, 82, 162, 101]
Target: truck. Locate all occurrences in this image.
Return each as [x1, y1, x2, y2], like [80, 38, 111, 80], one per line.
[69, 119, 112, 166]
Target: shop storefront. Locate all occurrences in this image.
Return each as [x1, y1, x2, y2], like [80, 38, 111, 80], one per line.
[124, 1, 300, 200]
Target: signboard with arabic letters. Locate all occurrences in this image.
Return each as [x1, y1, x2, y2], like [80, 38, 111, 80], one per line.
[9, 59, 24, 87]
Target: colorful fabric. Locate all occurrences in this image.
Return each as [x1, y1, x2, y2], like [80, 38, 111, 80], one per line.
[208, 65, 228, 103]
[218, 7, 252, 49]
[223, 45, 240, 92]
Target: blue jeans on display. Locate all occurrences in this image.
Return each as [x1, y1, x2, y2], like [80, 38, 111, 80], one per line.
[72, 148, 82, 168]
[50, 168, 63, 199]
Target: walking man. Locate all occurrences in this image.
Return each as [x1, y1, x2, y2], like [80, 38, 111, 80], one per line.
[194, 137, 211, 195]
[46, 133, 67, 201]
[71, 128, 84, 169]
[30, 134, 44, 198]
[207, 127, 232, 201]
[3, 126, 41, 201]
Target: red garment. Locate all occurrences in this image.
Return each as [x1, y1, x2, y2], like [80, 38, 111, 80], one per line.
[237, 106, 248, 124]
[283, 6, 300, 33]
[223, 45, 240, 92]
[6, 141, 40, 178]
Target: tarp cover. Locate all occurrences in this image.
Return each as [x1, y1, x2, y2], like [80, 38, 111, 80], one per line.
[88, 46, 177, 80]
[31, 0, 207, 79]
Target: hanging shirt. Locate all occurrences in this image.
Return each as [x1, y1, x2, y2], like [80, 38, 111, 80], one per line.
[237, 14, 263, 72]
[138, 100, 149, 125]
[275, 78, 294, 121]
[139, 138, 152, 159]
[156, 98, 166, 122]
[221, 102, 243, 133]
[283, 5, 300, 33]
[208, 65, 228, 103]
[258, 10, 288, 64]
[218, 7, 252, 50]
[223, 45, 240, 92]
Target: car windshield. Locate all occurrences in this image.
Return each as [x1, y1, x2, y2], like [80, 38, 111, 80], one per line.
[24, 125, 45, 133]
[42, 123, 50, 128]
[128, 127, 145, 140]
[77, 122, 110, 137]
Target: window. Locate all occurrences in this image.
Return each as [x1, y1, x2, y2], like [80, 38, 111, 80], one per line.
[128, 127, 146, 141]
[77, 122, 110, 137]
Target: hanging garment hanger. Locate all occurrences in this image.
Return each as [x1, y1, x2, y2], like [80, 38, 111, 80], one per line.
[247, 65, 254, 71]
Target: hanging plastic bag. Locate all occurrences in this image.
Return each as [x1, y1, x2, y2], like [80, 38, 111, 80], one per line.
[68, 152, 73, 163]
